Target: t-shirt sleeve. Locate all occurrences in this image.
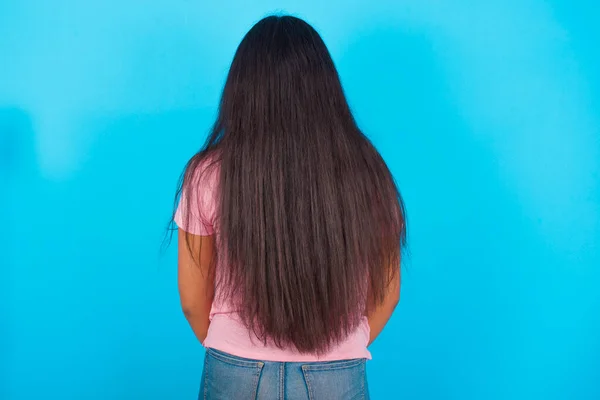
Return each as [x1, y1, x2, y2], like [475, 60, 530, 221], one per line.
[174, 164, 217, 236]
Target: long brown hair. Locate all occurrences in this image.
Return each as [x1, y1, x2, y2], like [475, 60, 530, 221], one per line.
[173, 15, 406, 354]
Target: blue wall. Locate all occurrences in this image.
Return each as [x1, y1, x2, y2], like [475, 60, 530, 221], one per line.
[1, 1, 599, 399]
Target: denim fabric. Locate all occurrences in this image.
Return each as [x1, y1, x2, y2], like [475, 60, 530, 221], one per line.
[200, 348, 370, 400]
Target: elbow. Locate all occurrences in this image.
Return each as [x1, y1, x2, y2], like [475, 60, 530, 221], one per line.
[181, 304, 207, 323]
[196, 330, 208, 344]
[181, 305, 209, 343]
[181, 306, 193, 320]
[180, 297, 205, 319]
[181, 303, 197, 319]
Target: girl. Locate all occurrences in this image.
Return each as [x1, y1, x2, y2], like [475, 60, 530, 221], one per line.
[173, 15, 406, 400]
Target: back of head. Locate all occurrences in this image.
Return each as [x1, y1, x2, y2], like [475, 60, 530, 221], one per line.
[179, 15, 406, 354]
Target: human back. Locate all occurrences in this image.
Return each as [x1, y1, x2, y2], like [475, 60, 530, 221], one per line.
[173, 14, 406, 398]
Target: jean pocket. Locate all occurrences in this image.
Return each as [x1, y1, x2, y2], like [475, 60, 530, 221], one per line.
[202, 349, 264, 400]
[302, 359, 368, 400]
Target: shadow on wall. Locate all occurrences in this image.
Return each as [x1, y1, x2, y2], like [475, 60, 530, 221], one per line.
[62, 109, 217, 399]
[3, 13, 226, 397]
[0, 107, 38, 181]
[4, 106, 221, 399]
[0, 107, 37, 400]
[1, 5, 234, 394]
[336, 24, 562, 400]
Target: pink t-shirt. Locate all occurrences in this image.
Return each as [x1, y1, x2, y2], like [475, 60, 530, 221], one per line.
[174, 162, 371, 362]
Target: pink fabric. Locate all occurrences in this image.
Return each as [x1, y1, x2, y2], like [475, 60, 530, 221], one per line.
[174, 161, 371, 361]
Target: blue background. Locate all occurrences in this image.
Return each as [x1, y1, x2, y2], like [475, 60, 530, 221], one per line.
[1, 1, 599, 399]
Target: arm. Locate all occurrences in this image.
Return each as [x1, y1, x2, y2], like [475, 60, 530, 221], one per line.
[367, 269, 400, 345]
[178, 228, 215, 344]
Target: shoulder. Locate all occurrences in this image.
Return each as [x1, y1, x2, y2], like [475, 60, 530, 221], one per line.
[187, 152, 221, 191]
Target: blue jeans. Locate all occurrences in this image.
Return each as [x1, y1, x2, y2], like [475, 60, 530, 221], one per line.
[200, 348, 370, 399]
